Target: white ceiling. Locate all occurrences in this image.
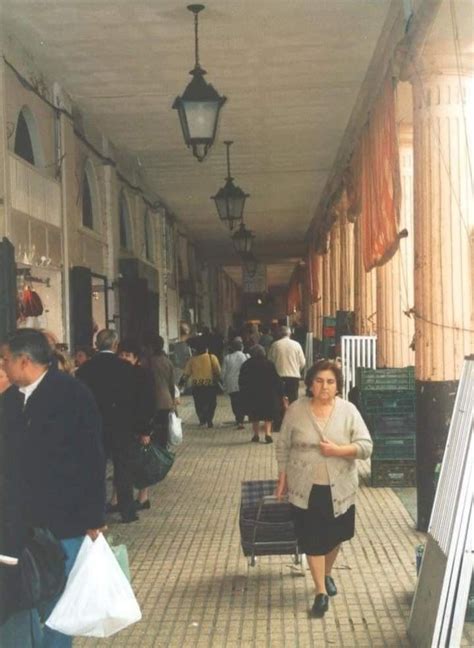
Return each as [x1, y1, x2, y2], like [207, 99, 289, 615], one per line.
[3, 0, 395, 286]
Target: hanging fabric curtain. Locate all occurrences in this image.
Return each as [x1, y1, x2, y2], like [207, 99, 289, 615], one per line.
[358, 76, 401, 271]
[287, 265, 303, 314]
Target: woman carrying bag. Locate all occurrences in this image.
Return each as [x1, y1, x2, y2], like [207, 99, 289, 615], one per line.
[275, 360, 372, 618]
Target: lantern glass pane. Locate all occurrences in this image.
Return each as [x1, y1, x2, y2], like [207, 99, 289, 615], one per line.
[182, 100, 219, 141]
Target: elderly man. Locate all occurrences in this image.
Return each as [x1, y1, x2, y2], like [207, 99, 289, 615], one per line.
[267, 325, 306, 404]
[1, 329, 105, 648]
[77, 329, 140, 523]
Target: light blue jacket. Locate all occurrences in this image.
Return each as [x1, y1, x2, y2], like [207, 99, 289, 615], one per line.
[221, 351, 249, 393]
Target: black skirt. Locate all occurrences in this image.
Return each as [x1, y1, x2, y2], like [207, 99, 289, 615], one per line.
[291, 485, 355, 556]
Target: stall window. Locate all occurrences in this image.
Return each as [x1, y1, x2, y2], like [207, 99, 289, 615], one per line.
[119, 192, 132, 250]
[14, 109, 36, 165]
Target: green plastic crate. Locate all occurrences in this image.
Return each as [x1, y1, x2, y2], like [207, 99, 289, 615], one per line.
[361, 390, 415, 416]
[366, 414, 416, 437]
[371, 459, 416, 487]
[356, 366, 415, 391]
[372, 435, 416, 460]
[323, 316, 336, 327]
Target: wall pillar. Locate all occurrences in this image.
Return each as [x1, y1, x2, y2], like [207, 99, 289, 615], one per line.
[354, 216, 377, 335]
[321, 234, 332, 320]
[340, 215, 355, 312]
[329, 220, 341, 315]
[376, 126, 415, 368]
[412, 66, 474, 530]
[0, 56, 11, 239]
[314, 253, 324, 340]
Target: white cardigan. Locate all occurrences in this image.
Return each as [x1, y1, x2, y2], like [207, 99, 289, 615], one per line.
[275, 397, 372, 515]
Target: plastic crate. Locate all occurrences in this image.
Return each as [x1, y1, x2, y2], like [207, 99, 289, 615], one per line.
[356, 367, 415, 392]
[366, 414, 416, 437]
[371, 459, 416, 487]
[372, 435, 415, 460]
[323, 316, 336, 327]
[361, 391, 415, 416]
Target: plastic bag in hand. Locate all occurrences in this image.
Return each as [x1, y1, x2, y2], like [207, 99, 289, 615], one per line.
[45, 534, 141, 637]
[168, 411, 183, 445]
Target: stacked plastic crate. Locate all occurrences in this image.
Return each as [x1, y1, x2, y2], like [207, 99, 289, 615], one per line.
[357, 367, 416, 487]
[321, 316, 336, 358]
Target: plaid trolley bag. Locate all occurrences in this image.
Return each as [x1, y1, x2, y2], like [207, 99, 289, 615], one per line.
[240, 480, 301, 567]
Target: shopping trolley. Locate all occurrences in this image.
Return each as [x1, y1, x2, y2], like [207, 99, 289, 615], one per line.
[239, 479, 301, 567]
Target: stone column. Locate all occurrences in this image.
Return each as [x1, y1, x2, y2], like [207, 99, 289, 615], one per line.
[376, 126, 415, 368]
[340, 215, 355, 312]
[321, 234, 332, 320]
[314, 253, 324, 340]
[329, 220, 341, 315]
[354, 216, 377, 335]
[412, 66, 474, 530]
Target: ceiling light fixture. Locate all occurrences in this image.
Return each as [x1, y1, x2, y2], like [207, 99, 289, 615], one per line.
[211, 141, 249, 230]
[172, 4, 227, 162]
[242, 252, 258, 278]
[232, 222, 255, 255]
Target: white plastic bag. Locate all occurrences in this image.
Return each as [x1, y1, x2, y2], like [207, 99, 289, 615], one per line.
[45, 534, 141, 637]
[169, 411, 183, 445]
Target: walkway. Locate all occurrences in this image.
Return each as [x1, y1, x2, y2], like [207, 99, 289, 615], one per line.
[75, 396, 471, 648]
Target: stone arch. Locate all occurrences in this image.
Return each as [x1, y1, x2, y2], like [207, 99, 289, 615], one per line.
[81, 159, 101, 231]
[14, 105, 44, 167]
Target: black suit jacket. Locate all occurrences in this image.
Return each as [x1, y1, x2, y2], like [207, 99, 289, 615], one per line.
[2, 368, 106, 546]
[76, 352, 139, 452]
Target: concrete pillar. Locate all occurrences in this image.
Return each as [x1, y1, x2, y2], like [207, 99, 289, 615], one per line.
[376, 126, 415, 368]
[354, 216, 377, 335]
[340, 215, 355, 312]
[321, 234, 332, 320]
[412, 67, 474, 530]
[329, 220, 341, 315]
[314, 253, 324, 340]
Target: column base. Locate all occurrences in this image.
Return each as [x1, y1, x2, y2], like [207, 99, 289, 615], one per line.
[415, 380, 458, 531]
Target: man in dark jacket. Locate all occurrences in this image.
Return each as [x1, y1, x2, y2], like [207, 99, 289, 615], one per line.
[1, 329, 105, 648]
[77, 329, 139, 523]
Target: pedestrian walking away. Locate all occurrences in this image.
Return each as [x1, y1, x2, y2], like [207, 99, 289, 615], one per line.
[145, 334, 177, 449]
[239, 345, 285, 444]
[76, 329, 139, 523]
[268, 325, 306, 403]
[181, 337, 221, 428]
[275, 360, 372, 618]
[221, 337, 248, 428]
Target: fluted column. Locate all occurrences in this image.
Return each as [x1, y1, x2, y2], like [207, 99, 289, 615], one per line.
[354, 216, 377, 335]
[412, 65, 474, 530]
[340, 215, 355, 312]
[329, 220, 341, 315]
[376, 126, 415, 367]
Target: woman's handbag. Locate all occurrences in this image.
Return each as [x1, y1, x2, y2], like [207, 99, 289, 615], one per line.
[130, 441, 175, 489]
[18, 527, 66, 608]
[45, 534, 141, 637]
[168, 411, 183, 446]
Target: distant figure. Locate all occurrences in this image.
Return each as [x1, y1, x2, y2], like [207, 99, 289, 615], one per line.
[239, 344, 285, 444]
[171, 323, 192, 386]
[74, 345, 93, 368]
[181, 337, 221, 428]
[147, 334, 176, 448]
[221, 338, 248, 429]
[268, 325, 306, 403]
[259, 325, 274, 355]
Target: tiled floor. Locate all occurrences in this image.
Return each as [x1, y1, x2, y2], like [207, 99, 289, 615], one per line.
[75, 395, 472, 647]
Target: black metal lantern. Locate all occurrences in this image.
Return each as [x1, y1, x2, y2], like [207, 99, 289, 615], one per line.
[232, 222, 255, 255]
[211, 141, 249, 230]
[242, 252, 258, 278]
[172, 4, 227, 162]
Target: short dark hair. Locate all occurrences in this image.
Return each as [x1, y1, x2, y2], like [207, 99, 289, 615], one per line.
[231, 337, 243, 352]
[6, 329, 53, 366]
[305, 360, 343, 396]
[118, 338, 141, 358]
[194, 337, 207, 355]
[249, 344, 265, 358]
[75, 346, 93, 358]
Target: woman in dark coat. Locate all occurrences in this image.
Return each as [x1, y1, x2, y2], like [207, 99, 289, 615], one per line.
[239, 345, 285, 444]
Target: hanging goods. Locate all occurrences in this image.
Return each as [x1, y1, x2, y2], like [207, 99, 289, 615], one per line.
[21, 286, 44, 317]
[130, 441, 175, 489]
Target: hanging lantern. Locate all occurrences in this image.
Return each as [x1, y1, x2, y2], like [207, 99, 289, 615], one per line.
[211, 141, 249, 230]
[232, 222, 255, 255]
[172, 5, 227, 162]
[242, 252, 258, 278]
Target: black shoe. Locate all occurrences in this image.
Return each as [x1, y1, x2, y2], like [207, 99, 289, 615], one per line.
[207, 422, 214, 428]
[251, 435, 260, 443]
[265, 435, 273, 444]
[135, 499, 151, 511]
[121, 513, 139, 523]
[311, 593, 329, 618]
[325, 575, 337, 597]
[105, 503, 119, 514]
